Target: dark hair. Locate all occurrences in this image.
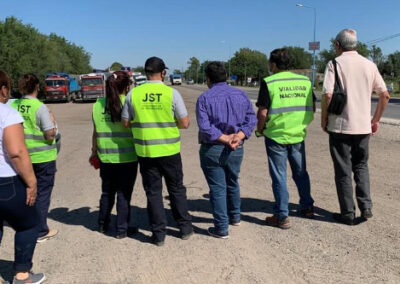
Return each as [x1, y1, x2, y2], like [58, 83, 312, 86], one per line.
[0, 70, 12, 90]
[105, 71, 131, 122]
[269, 48, 291, 71]
[205, 61, 227, 84]
[18, 73, 39, 95]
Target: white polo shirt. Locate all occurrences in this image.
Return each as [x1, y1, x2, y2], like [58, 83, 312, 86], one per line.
[0, 103, 24, 177]
[323, 51, 387, 134]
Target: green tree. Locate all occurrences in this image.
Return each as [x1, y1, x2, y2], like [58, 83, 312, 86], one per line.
[0, 16, 92, 92]
[386, 51, 400, 76]
[173, 69, 182, 74]
[110, 62, 123, 71]
[133, 66, 144, 73]
[284, 46, 312, 69]
[230, 48, 269, 85]
[185, 57, 200, 83]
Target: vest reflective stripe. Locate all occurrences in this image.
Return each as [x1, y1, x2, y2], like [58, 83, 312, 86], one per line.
[10, 98, 57, 163]
[265, 77, 310, 84]
[92, 96, 137, 163]
[268, 105, 314, 115]
[263, 72, 314, 145]
[131, 83, 180, 158]
[96, 132, 133, 138]
[133, 137, 180, 146]
[28, 144, 58, 153]
[131, 122, 177, 128]
[24, 134, 47, 140]
[97, 146, 136, 154]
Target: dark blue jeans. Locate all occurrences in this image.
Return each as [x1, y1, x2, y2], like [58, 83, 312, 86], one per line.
[200, 144, 244, 234]
[265, 137, 314, 219]
[32, 160, 57, 238]
[99, 162, 138, 233]
[0, 176, 39, 272]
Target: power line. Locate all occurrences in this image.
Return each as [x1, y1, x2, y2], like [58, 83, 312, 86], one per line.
[366, 33, 400, 45]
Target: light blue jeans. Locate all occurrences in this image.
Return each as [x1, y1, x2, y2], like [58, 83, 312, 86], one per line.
[265, 137, 314, 219]
[200, 144, 244, 234]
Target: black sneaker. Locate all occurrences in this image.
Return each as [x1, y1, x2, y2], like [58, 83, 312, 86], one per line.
[150, 235, 165, 247]
[229, 220, 241, 226]
[115, 227, 139, 239]
[207, 227, 229, 239]
[98, 223, 108, 234]
[180, 230, 194, 240]
[333, 213, 354, 225]
[361, 209, 373, 219]
[299, 207, 315, 219]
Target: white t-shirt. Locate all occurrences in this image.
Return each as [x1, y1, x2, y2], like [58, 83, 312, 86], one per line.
[0, 103, 24, 177]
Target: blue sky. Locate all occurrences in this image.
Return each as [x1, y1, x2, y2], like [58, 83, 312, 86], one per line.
[2, 0, 400, 71]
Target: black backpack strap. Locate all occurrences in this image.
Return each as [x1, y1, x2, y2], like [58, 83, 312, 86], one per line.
[332, 59, 345, 94]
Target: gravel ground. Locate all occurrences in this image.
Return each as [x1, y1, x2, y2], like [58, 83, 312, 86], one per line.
[1, 85, 399, 284]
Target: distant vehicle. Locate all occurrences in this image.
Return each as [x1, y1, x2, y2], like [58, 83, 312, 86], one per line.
[76, 73, 108, 101]
[387, 84, 394, 94]
[133, 74, 147, 86]
[44, 73, 80, 102]
[170, 74, 182, 85]
[186, 79, 194, 85]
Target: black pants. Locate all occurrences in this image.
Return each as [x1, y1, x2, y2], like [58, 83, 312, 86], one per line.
[0, 176, 39, 272]
[138, 153, 192, 241]
[33, 160, 56, 238]
[329, 133, 371, 217]
[99, 162, 138, 233]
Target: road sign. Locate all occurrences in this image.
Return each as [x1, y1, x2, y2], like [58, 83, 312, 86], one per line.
[309, 41, 320, 51]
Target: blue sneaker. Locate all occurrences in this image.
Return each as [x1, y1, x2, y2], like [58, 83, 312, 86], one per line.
[207, 227, 229, 239]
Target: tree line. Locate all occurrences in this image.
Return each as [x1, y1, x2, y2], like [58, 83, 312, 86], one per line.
[0, 17, 92, 91]
[184, 43, 400, 87]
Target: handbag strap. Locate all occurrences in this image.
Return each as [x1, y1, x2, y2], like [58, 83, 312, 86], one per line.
[332, 59, 345, 95]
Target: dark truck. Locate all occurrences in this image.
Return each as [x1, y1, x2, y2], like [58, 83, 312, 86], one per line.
[44, 73, 81, 102]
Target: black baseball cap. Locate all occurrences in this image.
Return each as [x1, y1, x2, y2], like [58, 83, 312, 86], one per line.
[144, 56, 169, 73]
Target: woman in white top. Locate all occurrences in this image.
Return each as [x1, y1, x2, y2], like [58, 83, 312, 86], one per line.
[0, 71, 45, 284]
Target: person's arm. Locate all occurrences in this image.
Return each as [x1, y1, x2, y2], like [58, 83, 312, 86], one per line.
[371, 91, 390, 135]
[3, 123, 37, 206]
[91, 119, 98, 157]
[195, 96, 223, 142]
[176, 115, 190, 129]
[321, 61, 334, 133]
[255, 80, 270, 134]
[257, 107, 268, 133]
[37, 105, 56, 141]
[371, 66, 391, 135]
[321, 93, 331, 133]
[173, 89, 190, 129]
[239, 94, 257, 139]
[121, 93, 134, 128]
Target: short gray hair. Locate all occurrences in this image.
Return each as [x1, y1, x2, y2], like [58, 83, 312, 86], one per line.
[336, 29, 358, 50]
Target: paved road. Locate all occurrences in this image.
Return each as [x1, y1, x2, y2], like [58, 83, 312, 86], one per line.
[181, 84, 400, 120]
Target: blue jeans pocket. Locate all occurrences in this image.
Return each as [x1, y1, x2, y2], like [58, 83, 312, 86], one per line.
[0, 178, 16, 201]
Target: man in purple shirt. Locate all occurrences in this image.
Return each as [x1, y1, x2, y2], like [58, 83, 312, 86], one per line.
[196, 61, 256, 239]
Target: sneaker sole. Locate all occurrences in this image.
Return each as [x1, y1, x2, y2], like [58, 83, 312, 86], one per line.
[37, 232, 58, 243]
[207, 230, 229, 239]
[265, 219, 291, 230]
